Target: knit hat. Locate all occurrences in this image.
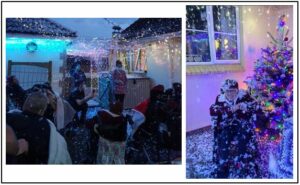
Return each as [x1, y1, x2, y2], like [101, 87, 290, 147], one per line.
[150, 84, 164, 101]
[222, 79, 239, 91]
[151, 85, 164, 93]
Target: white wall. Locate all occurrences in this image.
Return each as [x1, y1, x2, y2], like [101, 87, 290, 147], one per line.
[186, 5, 294, 132]
[6, 36, 68, 94]
[170, 38, 182, 85]
[146, 37, 182, 89]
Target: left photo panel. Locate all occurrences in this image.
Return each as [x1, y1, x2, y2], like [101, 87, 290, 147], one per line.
[5, 18, 182, 165]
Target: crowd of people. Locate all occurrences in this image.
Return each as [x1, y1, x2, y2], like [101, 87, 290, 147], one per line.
[6, 60, 182, 165]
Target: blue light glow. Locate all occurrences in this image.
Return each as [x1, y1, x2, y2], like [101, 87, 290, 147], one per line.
[6, 37, 71, 52]
[6, 37, 71, 45]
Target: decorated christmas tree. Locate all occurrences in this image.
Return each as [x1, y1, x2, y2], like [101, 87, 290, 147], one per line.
[246, 14, 293, 140]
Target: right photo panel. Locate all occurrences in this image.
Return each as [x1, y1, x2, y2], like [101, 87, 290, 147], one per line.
[186, 5, 293, 179]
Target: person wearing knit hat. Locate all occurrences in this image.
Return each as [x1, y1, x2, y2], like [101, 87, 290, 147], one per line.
[134, 84, 165, 115]
[221, 79, 239, 104]
[128, 84, 169, 163]
[149, 84, 165, 101]
[210, 79, 261, 178]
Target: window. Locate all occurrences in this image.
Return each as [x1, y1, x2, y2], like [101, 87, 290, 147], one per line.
[118, 48, 148, 73]
[133, 48, 147, 72]
[127, 48, 147, 72]
[186, 5, 240, 64]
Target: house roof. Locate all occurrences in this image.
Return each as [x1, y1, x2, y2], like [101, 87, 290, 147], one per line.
[6, 18, 77, 38]
[120, 18, 181, 40]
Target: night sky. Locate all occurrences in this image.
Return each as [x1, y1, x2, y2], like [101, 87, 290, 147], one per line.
[51, 18, 138, 40]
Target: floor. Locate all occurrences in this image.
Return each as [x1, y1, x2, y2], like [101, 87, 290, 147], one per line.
[186, 127, 215, 178]
[61, 107, 182, 164]
[186, 126, 281, 179]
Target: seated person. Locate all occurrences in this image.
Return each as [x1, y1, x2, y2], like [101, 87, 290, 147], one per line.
[134, 85, 165, 115]
[6, 75, 26, 110]
[26, 82, 75, 130]
[164, 83, 182, 151]
[7, 92, 71, 164]
[68, 80, 95, 125]
[94, 102, 127, 164]
[173, 82, 181, 102]
[128, 85, 170, 164]
[137, 85, 166, 133]
[27, 83, 57, 122]
[6, 124, 28, 164]
[70, 61, 86, 90]
[7, 92, 51, 164]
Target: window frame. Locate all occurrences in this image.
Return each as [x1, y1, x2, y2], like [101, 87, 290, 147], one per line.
[123, 47, 147, 73]
[186, 5, 241, 66]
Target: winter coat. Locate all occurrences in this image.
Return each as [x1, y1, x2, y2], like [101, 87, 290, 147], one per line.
[7, 111, 50, 164]
[210, 90, 261, 178]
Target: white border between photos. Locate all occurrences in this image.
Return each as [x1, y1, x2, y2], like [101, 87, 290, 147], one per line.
[1, 1, 298, 183]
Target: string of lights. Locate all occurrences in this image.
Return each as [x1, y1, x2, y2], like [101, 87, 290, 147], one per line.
[104, 18, 123, 30]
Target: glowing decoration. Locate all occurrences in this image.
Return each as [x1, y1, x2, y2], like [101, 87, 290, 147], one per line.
[223, 38, 229, 49]
[26, 41, 38, 52]
[223, 38, 228, 45]
[269, 117, 293, 178]
[245, 14, 293, 141]
[6, 37, 71, 45]
[278, 15, 287, 28]
[226, 11, 230, 17]
[265, 103, 275, 111]
[6, 37, 71, 53]
[215, 40, 220, 49]
[187, 5, 238, 63]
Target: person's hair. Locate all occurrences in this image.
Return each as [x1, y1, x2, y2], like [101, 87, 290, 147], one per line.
[71, 59, 81, 72]
[173, 82, 181, 93]
[116, 60, 122, 66]
[22, 92, 48, 115]
[150, 85, 164, 101]
[30, 82, 54, 93]
[7, 75, 16, 85]
[43, 82, 53, 92]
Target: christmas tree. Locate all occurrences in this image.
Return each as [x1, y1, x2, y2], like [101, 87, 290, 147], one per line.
[246, 14, 293, 140]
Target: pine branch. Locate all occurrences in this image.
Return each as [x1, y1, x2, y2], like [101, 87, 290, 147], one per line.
[267, 32, 278, 44]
